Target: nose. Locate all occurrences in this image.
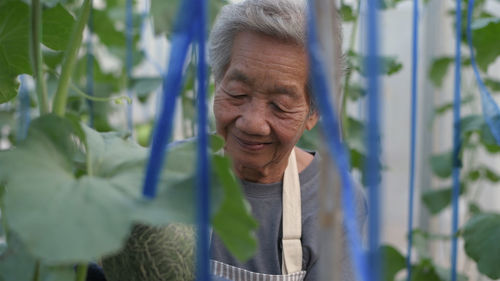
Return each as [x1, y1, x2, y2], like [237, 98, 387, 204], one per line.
[235, 100, 271, 136]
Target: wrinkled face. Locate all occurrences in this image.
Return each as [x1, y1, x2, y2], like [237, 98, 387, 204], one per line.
[213, 31, 318, 183]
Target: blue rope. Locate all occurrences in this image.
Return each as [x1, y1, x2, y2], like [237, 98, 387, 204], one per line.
[450, 0, 462, 280]
[306, 2, 368, 281]
[406, 0, 419, 280]
[467, 0, 500, 144]
[17, 75, 30, 142]
[86, 0, 94, 128]
[194, 0, 210, 280]
[125, 0, 134, 134]
[142, 0, 196, 198]
[365, 0, 381, 279]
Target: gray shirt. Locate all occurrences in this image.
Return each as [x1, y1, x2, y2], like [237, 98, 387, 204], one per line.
[210, 152, 367, 281]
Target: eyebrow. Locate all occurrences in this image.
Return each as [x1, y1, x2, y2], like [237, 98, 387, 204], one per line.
[270, 85, 300, 99]
[225, 69, 254, 86]
[225, 69, 301, 99]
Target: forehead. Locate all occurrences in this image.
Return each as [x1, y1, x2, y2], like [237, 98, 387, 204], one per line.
[224, 31, 308, 96]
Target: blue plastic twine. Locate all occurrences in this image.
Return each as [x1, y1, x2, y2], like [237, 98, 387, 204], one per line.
[467, 0, 500, 144]
[451, 0, 462, 280]
[142, 0, 196, 198]
[306, 2, 368, 281]
[406, 0, 419, 280]
[86, 0, 94, 128]
[194, 0, 210, 280]
[125, 0, 134, 134]
[365, 0, 382, 279]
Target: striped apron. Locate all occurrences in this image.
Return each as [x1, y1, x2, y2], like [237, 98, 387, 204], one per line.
[211, 148, 307, 281]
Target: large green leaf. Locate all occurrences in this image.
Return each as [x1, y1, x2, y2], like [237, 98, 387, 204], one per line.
[0, 116, 135, 264]
[212, 154, 258, 262]
[42, 4, 75, 51]
[380, 245, 405, 281]
[463, 213, 500, 279]
[0, 1, 31, 103]
[472, 17, 500, 72]
[0, 115, 256, 264]
[0, 233, 36, 281]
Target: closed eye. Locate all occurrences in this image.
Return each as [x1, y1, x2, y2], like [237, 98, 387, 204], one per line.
[271, 102, 287, 113]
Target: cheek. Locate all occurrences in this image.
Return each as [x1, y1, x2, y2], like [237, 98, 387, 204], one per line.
[213, 97, 236, 135]
[272, 113, 308, 143]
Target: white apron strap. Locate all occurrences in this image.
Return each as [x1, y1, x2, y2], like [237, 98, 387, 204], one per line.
[281, 148, 303, 274]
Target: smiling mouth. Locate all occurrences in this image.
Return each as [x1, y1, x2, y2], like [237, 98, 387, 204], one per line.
[233, 135, 272, 151]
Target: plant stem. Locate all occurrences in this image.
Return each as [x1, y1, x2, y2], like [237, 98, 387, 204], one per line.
[32, 260, 41, 281]
[341, 0, 361, 136]
[31, 0, 49, 115]
[75, 264, 88, 281]
[52, 0, 92, 117]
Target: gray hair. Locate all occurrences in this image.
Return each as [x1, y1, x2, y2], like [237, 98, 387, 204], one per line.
[208, 0, 344, 113]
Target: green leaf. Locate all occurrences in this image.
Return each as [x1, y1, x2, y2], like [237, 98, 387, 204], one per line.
[434, 95, 474, 115]
[346, 117, 366, 153]
[347, 51, 403, 76]
[463, 213, 500, 279]
[346, 83, 366, 101]
[297, 125, 319, 151]
[0, 1, 31, 75]
[381, 245, 405, 281]
[92, 8, 126, 46]
[484, 77, 500, 93]
[131, 76, 162, 102]
[428, 57, 453, 88]
[484, 167, 500, 183]
[340, 4, 355, 22]
[0, 115, 136, 263]
[410, 258, 444, 281]
[430, 151, 454, 178]
[471, 17, 500, 72]
[379, 0, 405, 9]
[0, 70, 19, 104]
[480, 122, 500, 153]
[460, 114, 484, 140]
[43, 49, 65, 69]
[0, 233, 36, 281]
[42, 4, 75, 51]
[212, 154, 258, 262]
[422, 184, 465, 215]
[0, 1, 31, 103]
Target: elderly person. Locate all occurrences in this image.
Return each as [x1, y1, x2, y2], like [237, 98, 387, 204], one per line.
[208, 1, 365, 281]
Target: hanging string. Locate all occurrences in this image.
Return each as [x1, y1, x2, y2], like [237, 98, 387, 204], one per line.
[17, 75, 31, 142]
[142, 0, 196, 198]
[86, 0, 94, 128]
[406, 0, 419, 280]
[466, 0, 500, 144]
[450, 0, 462, 280]
[307, 2, 368, 281]
[365, 0, 382, 279]
[125, 0, 134, 134]
[194, 0, 210, 279]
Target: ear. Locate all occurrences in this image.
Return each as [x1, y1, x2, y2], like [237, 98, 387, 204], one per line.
[305, 111, 319, 130]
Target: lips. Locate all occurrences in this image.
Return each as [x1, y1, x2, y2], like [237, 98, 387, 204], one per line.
[233, 135, 272, 151]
